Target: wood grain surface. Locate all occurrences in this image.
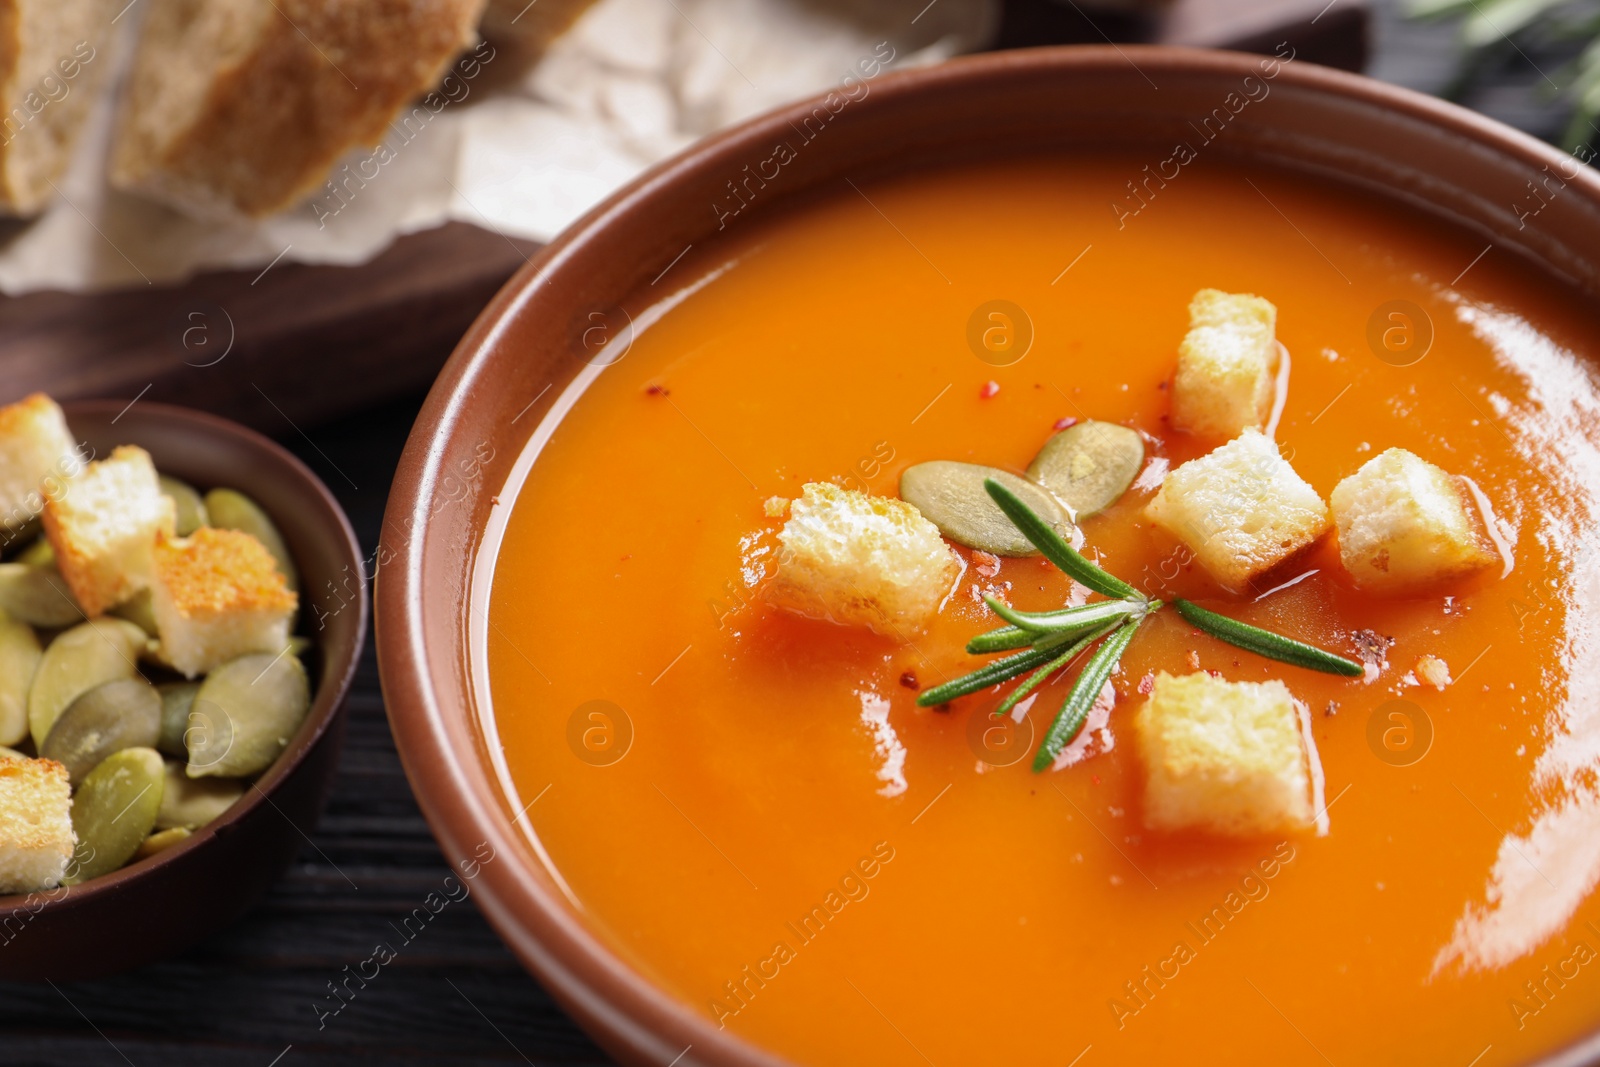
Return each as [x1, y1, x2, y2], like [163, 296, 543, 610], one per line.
[2, 3, 1564, 1064]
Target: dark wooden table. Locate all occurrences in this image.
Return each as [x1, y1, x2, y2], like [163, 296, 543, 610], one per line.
[0, 3, 1575, 1063]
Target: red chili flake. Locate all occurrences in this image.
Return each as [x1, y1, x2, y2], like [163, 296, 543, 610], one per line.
[1205, 669, 1223, 678]
[980, 380, 1000, 398]
[1052, 416, 1078, 431]
[1157, 380, 1169, 391]
[1324, 701, 1339, 717]
[899, 671, 919, 691]
[646, 384, 670, 396]
[1091, 775, 1102, 785]
[1137, 672, 1155, 695]
[932, 703, 951, 713]
[972, 550, 1001, 578]
[620, 554, 632, 561]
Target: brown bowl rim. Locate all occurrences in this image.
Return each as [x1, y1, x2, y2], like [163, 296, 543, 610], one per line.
[377, 44, 1600, 1067]
[0, 398, 367, 913]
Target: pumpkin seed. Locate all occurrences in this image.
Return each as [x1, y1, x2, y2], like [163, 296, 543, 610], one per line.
[27, 618, 147, 748]
[187, 652, 310, 778]
[41, 678, 162, 783]
[158, 475, 209, 537]
[64, 747, 164, 885]
[135, 826, 192, 859]
[203, 489, 297, 591]
[156, 681, 200, 758]
[15, 537, 53, 566]
[0, 745, 25, 760]
[0, 561, 85, 629]
[110, 587, 159, 637]
[1027, 421, 1146, 519]
[899, 462, 1072, 557]
[0, 614, 41, 747]
[156, 761, 244, 829]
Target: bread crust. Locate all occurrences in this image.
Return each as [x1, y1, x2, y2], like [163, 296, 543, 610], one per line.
[112, 0, 487, 218]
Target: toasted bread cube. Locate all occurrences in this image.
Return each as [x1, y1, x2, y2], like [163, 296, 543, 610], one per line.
[0, 757, 75, 893]
[1145, 430, 1329, 591]
[1171, 289, 1280, 439]
[0, 394, 79, 529]
[150, 527, 298, 678]
[767, 482, 959, 636]
[1135, 671, 1319, 837]
[1329, 449, 1500, 592]
[42, 445, 175, 617]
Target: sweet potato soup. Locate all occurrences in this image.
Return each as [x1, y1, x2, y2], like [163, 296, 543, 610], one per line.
[478, 153, 1600, 1066]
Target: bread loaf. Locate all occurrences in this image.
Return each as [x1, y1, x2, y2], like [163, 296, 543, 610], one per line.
[110, 0, 487, 219]
[0, 0, 116, 216]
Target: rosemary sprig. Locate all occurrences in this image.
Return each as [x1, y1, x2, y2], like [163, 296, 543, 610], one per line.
[992, 619, 1122, 719]
[1034, 618, 1142, 772]
[1172, 599, 1363, 677]
[967, 600, 1141, 653]
[983, 479, 1140, 600]
[922, 480, 1361, 771]
[916, 631, 1085, 707]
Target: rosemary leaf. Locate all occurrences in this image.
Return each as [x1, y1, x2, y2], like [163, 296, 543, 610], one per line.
[967, 599, 1155, 653]
[983, 478, 1140, 601]
[992, 620, 1121, 718]
[966, 626, 1040, 654]
[981, 596, 1138, 636]
[1173, 599, 1364, 677]
[1032, 618, 1142, 772]
[916, 638, 1081, 707]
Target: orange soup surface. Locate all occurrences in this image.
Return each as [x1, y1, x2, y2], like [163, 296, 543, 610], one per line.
[480, 153, 1600, 1066]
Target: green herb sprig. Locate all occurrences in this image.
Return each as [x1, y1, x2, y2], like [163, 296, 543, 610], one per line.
[916, 479, 1362, 771]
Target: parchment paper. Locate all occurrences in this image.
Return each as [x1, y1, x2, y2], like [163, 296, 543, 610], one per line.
[0, 0, 997, 294]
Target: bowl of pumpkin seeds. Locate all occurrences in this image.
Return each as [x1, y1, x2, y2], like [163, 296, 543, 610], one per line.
[0, 396, 365, 980]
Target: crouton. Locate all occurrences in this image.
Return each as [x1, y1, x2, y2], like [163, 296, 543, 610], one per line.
[1415, 655, 1452, 691]
[1171, 289, 1280, 439]
[1134, 671, 1320, 837]
[41, 445, 175, 617]
[1145, 430, 1329, 591]
[0, 394, 79, 530]
[1330, 449, 1500, 592]
[0, 757, 75, 894]
[150, 527, 298, 678]
[766, 482, 959, 636]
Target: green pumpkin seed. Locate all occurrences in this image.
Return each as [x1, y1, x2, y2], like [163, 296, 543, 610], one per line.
[110, 587, 159, 637]
[64, 747, 164, 885]
[15, 537, 53, 566]
[0, 562, 85, 629]
[1026, 421, 1146, 520]
[0, 745, 26, 760]
[135, 826, 192, 858]
[0, 614, 41, 747]
[187, 652, 311, 778]
[156, 761, 244, 829]
[203, 489, 297, 591]
[156, 681, 200, 758]
[899, 462, 1072, 557]
[158, 475, 209, 537]
[28, 618, 147, 748]
[41, 678, 162, 783]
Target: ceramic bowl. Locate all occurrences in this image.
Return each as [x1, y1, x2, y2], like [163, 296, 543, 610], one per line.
[377, 46, 1600, 1067]
[0, 399, 365, 981]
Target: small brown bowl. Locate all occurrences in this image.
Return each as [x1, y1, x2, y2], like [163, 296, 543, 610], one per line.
[378, 46, 1600, 1067]
[0, 399, 365, 981]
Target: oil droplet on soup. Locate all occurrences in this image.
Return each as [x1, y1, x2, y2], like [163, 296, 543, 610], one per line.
[481, 154, 1600, 1067]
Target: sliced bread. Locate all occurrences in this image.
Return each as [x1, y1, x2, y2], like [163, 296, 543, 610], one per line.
[110, 0, 486, 218]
